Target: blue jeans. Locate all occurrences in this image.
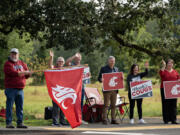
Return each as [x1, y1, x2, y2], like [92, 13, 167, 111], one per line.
[52, 101, 65, 124]
[5, 88, 24, 125]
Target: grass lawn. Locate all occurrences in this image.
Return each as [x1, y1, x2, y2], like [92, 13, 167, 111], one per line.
[0, 78, 180, 126]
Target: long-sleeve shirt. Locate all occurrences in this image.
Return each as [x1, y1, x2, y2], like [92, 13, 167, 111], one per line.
[159, 69, 180, 88]
[127, 69, 148, 94]
[4, 58, 29, 89]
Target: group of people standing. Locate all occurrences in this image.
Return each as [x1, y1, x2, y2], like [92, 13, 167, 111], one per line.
[98, 56, 179, 125]
[98, 56, 149, 125]
[3, 48, 87, 128]
[3, 48, 179, 129]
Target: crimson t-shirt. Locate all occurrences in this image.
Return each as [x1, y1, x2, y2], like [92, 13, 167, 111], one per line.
[159, 69, 180, 88]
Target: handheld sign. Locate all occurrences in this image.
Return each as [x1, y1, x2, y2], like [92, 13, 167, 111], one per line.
[102, 72, 124, 91]
[130, 80, 153, 99]
[163, 81, 180, 99]
[83, 67, 91, 84]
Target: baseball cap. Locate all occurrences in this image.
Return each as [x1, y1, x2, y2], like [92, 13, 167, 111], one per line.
[10, 48, 19, 54]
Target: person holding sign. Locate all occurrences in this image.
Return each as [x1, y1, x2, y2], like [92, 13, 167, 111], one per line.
[98, 56, 119, 125]
[127, 62, 149, 124]
[49, 50, 69, 126]
[159, 59, 179, 124]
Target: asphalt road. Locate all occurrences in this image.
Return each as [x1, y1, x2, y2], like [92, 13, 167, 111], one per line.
[1, 128, 180, 135]
[1, 124, 180, 135]
[1, 118, 180, 135]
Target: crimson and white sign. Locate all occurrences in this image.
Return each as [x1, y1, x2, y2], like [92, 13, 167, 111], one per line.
[130, 80, 153, 99]
[102, 72, 124, 91]
[44, 67, 84, 128]
[83, 67, 91, 84]
[163, 81, 180, 99]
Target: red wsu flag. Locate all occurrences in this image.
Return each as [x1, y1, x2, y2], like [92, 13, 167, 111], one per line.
[44, 67, 84, 128]
[164, 81, 180, 99]
[102, 72, 124, 91]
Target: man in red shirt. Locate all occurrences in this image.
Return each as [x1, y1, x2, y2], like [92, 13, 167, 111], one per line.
[4, 48, 32, 128]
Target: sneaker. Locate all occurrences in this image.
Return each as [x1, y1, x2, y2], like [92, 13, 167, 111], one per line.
[139, 119, 146, 124]
[6, 124, 15, 128]
[172, 121, 178, 124]
[111, 120, 119, 124]
[60, 121, 70, 126]
[130, 119, 134, 124]
[17, 123, 28, 128]
[51, 123, 60, 126]
[82, 120, 88, 125]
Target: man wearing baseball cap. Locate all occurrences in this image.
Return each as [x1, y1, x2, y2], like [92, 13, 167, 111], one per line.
[3, 48, 32, 128]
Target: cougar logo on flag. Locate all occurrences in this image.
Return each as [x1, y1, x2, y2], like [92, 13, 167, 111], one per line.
[51, 85, 77, 109]
[45, 67, 84, 128]
[109, 76, 118, 87]
[171, 85, 180, 95]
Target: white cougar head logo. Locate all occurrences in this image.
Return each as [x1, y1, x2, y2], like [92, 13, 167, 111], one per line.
[171, 84, 180, 95]
[109, 76, 118, 87]
[51, 85, 77, 109]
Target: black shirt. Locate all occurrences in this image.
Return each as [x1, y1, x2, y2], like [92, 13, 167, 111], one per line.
[126, 69, 148, 95]
[98, 65, 119, 83]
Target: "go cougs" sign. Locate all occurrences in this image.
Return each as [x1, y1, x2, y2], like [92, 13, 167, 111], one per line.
[130, 80, 153, 99]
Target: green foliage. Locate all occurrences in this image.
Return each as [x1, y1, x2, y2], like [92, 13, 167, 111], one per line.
[7, 31, 33, 62]
[29, 57, 48, 85]
[0, 0, 180, 85]
[83, 50, 108, 82]
[0, 31, 34, 89]
[28, 41, 49, 85]
[1, 0, 179, 59]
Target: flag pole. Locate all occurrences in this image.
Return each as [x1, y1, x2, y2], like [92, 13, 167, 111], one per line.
[32, 64, 88, 73]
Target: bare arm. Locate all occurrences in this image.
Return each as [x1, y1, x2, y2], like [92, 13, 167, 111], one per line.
[65, 52, 81, 66]
[139, 61, 149, 78]
[65, 55, 75, 66]
[160, 60, 166, 71]
[49, 50, 54, 68]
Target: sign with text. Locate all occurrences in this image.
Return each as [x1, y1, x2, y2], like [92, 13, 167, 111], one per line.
[102, 72, 124, 91]
[83, 67, 91, 84]
[130, 80, 153, 99]
[163, 81, 180, 99]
